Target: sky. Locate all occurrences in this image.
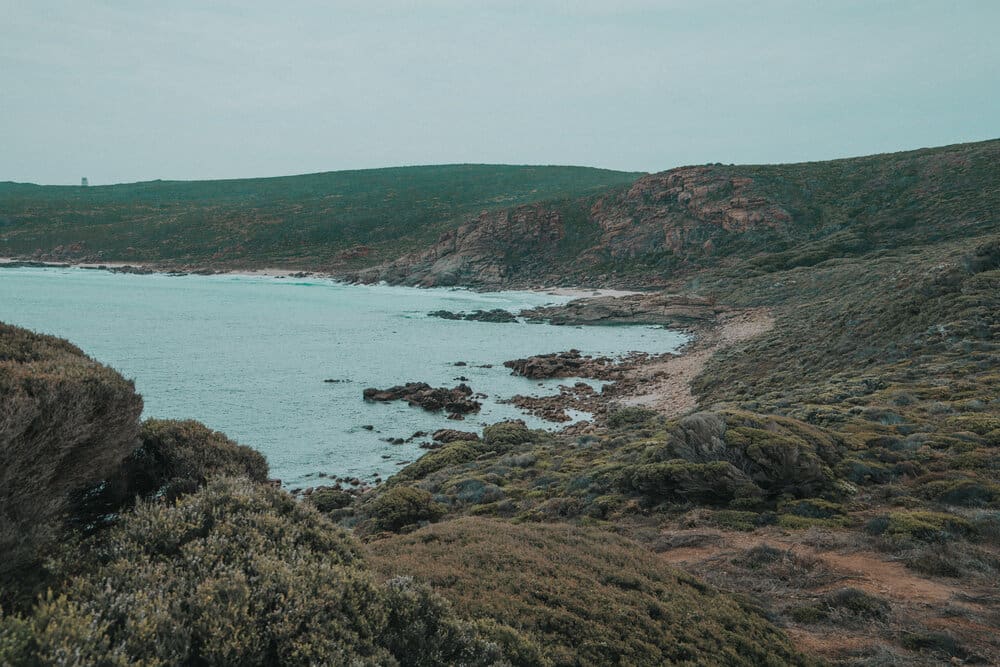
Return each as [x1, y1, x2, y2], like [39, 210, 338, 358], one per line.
[2, 0, 998, 185]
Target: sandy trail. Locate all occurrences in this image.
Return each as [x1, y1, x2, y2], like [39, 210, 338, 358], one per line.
[618, 308, 774, 417]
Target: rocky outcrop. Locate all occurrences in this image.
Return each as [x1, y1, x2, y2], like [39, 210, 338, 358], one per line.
[432, 429, 481, 443]
[352, 204, 568, 287]
[504, 350, 616, 380]
[521, 292, 723, 327]
[363, 382, 481, 418]
[346, 164, 793, 288]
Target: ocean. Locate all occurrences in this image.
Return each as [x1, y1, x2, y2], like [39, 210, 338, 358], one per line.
[0, 267, 685, 487]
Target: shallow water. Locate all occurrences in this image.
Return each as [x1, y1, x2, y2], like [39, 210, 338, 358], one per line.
[1, 267, 685, 486]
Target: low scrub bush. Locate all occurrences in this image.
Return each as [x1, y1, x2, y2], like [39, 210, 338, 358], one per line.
[616, 460, 762, 504]
[367, 518, 810, 666]
[866, 510, 975, 542]
[481, 421, 537, 452]
[74, 418, 269, 528]
[367, 486, 446, 532]
[309, 487, 355, 512]
[0, 480, 513, 666]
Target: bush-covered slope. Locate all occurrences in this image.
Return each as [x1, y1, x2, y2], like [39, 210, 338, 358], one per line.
[367, 518, 810, 667]
[0, 165, 641, 268]
[352, 139, 1000, 287]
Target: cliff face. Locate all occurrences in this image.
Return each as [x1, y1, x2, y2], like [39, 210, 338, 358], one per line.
[353, 203, 569, 286]
[350, 166, 793, 287]
[347, 139, 1000, 288]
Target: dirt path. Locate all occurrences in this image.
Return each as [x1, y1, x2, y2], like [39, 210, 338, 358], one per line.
[658, 528, 998, 663]
[618, 308, 774, 417]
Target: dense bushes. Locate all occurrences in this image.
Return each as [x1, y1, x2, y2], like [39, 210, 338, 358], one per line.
[0, 323, 143, 584]
[73, 418, 269, 527]
[367, 518, 811, 666]
[615, 411, 843, 506]
[0, 480, 514, 666]
[366, 486, 446, 533]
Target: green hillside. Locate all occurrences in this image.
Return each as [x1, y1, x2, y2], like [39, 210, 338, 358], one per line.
[0, 164, 642, 268]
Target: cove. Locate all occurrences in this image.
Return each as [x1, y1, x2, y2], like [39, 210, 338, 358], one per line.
[0, 267, 686, 487]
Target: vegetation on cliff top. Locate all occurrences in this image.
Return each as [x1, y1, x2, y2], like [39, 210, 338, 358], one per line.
[0, 164, 641, 269]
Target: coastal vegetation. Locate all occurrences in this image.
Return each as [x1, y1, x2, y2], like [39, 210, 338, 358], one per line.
[0, 165, 640, 270]
[1, 139, 998, 663]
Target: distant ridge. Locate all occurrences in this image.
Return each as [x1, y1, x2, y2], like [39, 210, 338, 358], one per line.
[1, 139, 998, 285]
[0, 164, 643, 268]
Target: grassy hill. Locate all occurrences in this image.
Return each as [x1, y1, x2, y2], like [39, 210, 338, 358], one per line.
[0, 165, 642, 268]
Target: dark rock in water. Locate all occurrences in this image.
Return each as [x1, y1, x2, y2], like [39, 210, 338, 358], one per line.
[454, 376, 469, 381]
[428, 310, 464, 320]
[469, 309, 518, 323]
[361, 424, 375, 431]
[363, 382, 481, 414]
[453, 361, 468, 367]
[504, 349, 614, 379]
[324, 378, 350, 383]
[447, 413, 465, 421]
[432, 429, 480, 443]
[429, 308, 517, 323]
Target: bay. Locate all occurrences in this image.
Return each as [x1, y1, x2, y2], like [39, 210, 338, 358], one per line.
[0, 267, 686, 486]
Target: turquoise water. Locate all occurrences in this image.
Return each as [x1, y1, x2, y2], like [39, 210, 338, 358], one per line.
[0, 267, 685, 487]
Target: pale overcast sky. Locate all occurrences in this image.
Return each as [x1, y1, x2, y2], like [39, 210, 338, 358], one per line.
[2, 1, 998, 184]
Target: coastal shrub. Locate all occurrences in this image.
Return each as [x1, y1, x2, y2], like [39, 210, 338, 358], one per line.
[0, 322, 143, 588]
[777, 498, 851, 528]
[481, 420, 535, 452]
[368, 486, 445, 532]
[367, 518, 810, 666]
[391, 441, 478, 483]
[919, 478, 1000, 507]
[309, 487, 355, 512]
[866, 510, 975, 542]
[616, 460, 763, 505]
[446, 478, 505, 506]
[644, 411, 843, 499]
[838, 458, 894, 484]
[820, 588, 891, 621]
[788, 588, 890, 626]
[73, 418, 269, 528]
[606, 406, 659, 429]
[6, 479, 510, 666]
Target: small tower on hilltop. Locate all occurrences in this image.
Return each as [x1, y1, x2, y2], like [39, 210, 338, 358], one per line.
[81, 177, 89, 187]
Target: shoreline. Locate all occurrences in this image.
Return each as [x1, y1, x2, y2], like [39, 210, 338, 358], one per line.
[0, 256, 645, 299]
